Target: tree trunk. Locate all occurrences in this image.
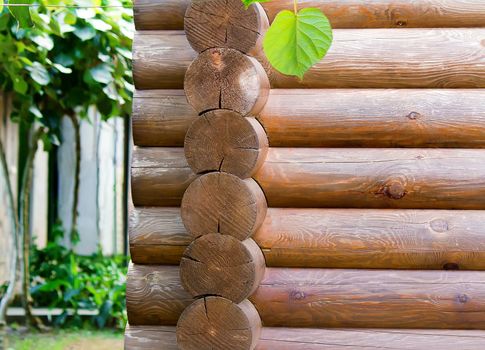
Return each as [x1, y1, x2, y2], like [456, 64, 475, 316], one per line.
[19, 127, 45, 329]
[0, 138, 19, 349]
[67, 114, 81, 246]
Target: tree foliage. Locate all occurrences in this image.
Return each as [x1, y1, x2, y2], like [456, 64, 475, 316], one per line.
[0, 0, 133, 149]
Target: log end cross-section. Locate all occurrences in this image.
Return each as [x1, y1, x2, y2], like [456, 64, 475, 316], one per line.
[184, 0, 268, 54]
[176, 296, 262, 350]
[184, 109, 268, 178]
[184, 48, 270, 116]
[180, 234, 265, 302]
[181, 172, 267, 240]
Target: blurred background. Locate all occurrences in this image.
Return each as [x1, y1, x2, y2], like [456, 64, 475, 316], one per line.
[0, 1, 133, 348]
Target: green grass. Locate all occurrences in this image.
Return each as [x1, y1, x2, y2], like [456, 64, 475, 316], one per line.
[7, 329, 123, 350]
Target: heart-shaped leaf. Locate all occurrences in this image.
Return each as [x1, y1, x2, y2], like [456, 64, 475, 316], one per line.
[263, 8, 333, 79]
[8, 0, 34, 28]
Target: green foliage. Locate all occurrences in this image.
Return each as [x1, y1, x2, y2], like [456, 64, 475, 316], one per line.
[243, 0, 333, 78]
[8, 0, 34, 29]
[0, 0, 133, 147]
[30, 235, 128, 329]
[263, 8, 332, 79]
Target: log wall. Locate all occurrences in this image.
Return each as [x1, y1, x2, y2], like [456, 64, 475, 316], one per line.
[127, 0, 485, 348]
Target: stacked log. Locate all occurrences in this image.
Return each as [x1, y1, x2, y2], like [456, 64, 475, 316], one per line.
[127, 0, 485, 349]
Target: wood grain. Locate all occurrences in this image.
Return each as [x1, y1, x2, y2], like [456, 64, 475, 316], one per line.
[133, 29, 485, 89]
[134, 0, 485, 30]
[125, 325, 485, 350]
[131, 147, 485, 209]
[184, 0, 268, 54]
[180, 234, 265, 303]
[126, 265, 485, 329]
[129, 207, 485, 270]
[184, 110, 268, 178]
[176, 297, 261, 350]
[132, 89, 485, 148]
[184, 48, 269, 116]
[180, 173, 267, 240]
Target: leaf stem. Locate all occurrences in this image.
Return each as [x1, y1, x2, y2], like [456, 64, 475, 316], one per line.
[293, 0, 298, 14]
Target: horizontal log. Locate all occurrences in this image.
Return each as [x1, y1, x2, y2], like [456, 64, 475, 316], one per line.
[133, 89, 485, 148]
[125, 325, 485, 350]
[130, 207, 485, 270]
[133, 0, 485, 30]
[126, 265, 485, 329]
[133, 29, 485, 89]
[131, 147, 485, 209]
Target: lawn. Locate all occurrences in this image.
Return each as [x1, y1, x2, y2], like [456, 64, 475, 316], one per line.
[7, 329, 123, 350]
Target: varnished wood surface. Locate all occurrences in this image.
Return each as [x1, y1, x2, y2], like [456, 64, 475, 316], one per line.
[126, 265, 485, 329]
[133, 89, 485, 148]
[133, 29, 485, 89]
[134, 0, 485, 30]
[129, 207, 485, 270]
[125, 325, 485, 350]
[131, 147, 485, 209]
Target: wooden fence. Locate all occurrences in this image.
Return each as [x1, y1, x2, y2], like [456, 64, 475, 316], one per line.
[126, 0, 485, 349]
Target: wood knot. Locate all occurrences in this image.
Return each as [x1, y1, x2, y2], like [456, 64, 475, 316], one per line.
[430, 219, 449, 233]
[456, 294, 469, 304]
[290, 290, 306, 301]
[443, 263, 459, 270]
[406, 112, 421, 120]
[396, 19, 407, 27]
[383, 182, 407, 200]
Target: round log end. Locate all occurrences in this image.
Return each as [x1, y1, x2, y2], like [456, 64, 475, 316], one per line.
[177, 297, 262, 350]
[181, 172, 267, 240]
[184, 110, 268, 178]
[184, 48, 270, 116]
[180, 234, 265, 302]
[184, 0, 268, 54]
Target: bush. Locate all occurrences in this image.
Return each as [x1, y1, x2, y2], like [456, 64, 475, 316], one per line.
[30, 240, 128, 330]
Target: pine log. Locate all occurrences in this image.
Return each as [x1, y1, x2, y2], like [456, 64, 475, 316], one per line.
[134, 0, 485, 30]
[184, 0, 268, 54]
[176, 297, 261, 350]
[126, 265, 485, 329]
[184, 48, 269, 115]
[132, 89, 485, 148]
[129, 207, 485, 270]
[131, 147, 485, 209]
[184, 110, 268, 178]
[180, 173, 267, 240]
[132, 29, 485, 89]
[125, 325, 485, 350]
[180, 234, 265, 303]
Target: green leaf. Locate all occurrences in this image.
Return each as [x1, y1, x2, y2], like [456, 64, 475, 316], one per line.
[8, 0, 34, 29]
[28, 62, 51, 85]
[263, 8, 333, 79]
[241, 0, 271, 9]
[89, 63, 113, 84]
[73, 25, 96, 41]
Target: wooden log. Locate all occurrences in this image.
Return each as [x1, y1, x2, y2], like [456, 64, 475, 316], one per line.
[180, 234, 265, 302]
[133, 29, 485, 89]
[134, 0, 485, 30]
[126, 264, 192, 325]
[129, 207, 485, 270]
[180, 172, 267, 240]
[125, 325, 485, 350]
[176, 297, 261, 350]
[184, 48, 269, 115]
[184, 0, 268, 54]
[130, 147, 197, 207]
[184, 110, 268, 178]
[131, 147, 485, 209]
[127, 265, 485, 329]
[132, 89, 485, 148]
